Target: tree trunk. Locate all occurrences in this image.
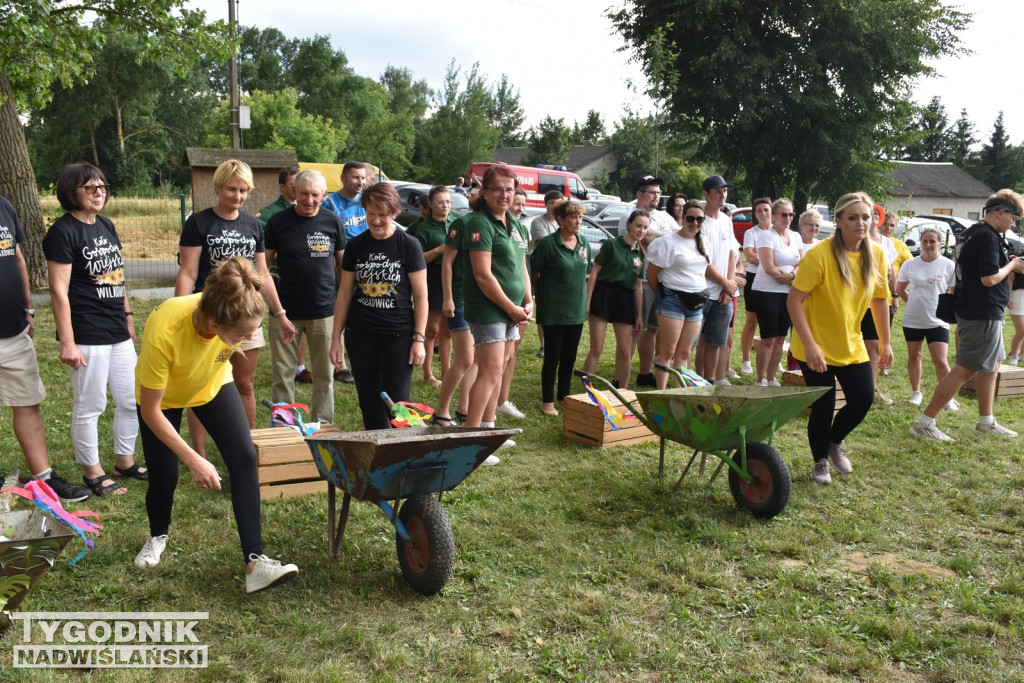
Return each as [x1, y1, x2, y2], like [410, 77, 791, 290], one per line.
[0, 72, 46, 291]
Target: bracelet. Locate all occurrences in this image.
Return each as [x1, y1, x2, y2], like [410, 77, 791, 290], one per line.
[412, 339, 425, 344]
[272, 309, 287, 318]
[125, 311, 134, 316]
[411, 333, 426, 342]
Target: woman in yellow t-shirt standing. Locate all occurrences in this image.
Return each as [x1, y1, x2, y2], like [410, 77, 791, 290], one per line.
[787, 193, 892, 484]
[133, 257, 298, 594]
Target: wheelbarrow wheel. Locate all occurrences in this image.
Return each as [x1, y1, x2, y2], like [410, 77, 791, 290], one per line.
[396, 494, 454, 596]
[728, 442, 791, 519]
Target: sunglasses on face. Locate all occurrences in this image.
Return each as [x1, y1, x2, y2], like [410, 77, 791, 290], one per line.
[684, 215, 705, 224]
[776, 212, 794, 218]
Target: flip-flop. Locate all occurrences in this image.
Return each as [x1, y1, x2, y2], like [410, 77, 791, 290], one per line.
[114, 463, 149, 481]
[83, 475, 127, 496]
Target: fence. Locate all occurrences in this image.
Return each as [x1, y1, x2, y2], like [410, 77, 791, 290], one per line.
[40, 194, 187, 289]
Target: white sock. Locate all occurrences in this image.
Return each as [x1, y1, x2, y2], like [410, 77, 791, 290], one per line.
[32, 468, 53, 481]
[978, 414, 995, 425]
[481, 421, 495, 428]
[916, 415, 936, 428]
[295, 365, 306, 374]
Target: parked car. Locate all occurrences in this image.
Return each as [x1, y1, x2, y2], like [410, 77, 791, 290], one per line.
[895, 220, 956, 258]
[730, 206, 753, 244]
[907, 214, 974, 237]
[389, 181, 470, 227]
[808, 204, 837, 239]
[581, 200, 633, 233]
[519, 214, 614, 267]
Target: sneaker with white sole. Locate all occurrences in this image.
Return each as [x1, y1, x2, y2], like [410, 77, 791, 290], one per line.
[811, 459, 831, 484]
[909, 422, 952, 442]
[1007, 355, 1020, 366]
[975, 421, 1018, 437]
[134, 535, 168, 568]
[496, 401, 525, 419]
[755, 379, 768, 387]
[245, 554, 298, 594]
[945, 398, 960, 412]
[726, 367, 741, 379]
[908, 391, 923, 405]
[481, 454, 500, 466]
[713, 378, 731, 386]
[739, 361, 753, 375]
[43, 470, 91, 502]
[500, 439, 515, 448]
[828, 443, 853, 474]
[767, 379, 781, 387]
[874, 388, 893, 405]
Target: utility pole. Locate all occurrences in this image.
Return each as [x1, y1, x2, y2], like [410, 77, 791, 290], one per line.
[228, 0, 240, 149]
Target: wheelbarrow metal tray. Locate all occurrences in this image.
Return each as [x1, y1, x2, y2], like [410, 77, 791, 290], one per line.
[635, 385, 827, 452]
[306, 427, 518, 502]
[1, 509, 78, 624]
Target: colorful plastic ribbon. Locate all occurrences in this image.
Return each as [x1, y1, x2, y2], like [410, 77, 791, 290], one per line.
[267, 401, 320, 436]
[0, 479, 103, 566]
[381, 392, 434, 428]
[580, 379, 637, 431]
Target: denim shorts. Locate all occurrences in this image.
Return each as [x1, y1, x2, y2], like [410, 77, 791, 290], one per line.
[470, 321, 521, 347]
[445, 305, 470, 333]
[700, 298, 734, 348]
[655, 287, 704, 323]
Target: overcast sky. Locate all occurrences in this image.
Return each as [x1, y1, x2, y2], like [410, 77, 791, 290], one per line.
[188, 0, 1023, 146]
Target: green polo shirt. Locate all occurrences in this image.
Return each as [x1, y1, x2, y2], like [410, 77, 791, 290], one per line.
[532, 231, 592, 326]
[445, 215, 467, 307]
[595, 235, 644, 291]
[462, 209, 528, 324]
[257, 195, 293, 228]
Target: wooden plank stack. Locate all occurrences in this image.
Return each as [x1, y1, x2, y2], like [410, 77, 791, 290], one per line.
[960, 363, 1024, 398]
[781, 370, 844, 415]
[562, 389, 659, 448]
[252, 425, 342, 500]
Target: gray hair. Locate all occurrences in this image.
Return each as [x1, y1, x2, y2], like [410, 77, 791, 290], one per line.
[919, 226, 945, 242]
[294, 169, 327, 194]
[798, 209, 820, 225]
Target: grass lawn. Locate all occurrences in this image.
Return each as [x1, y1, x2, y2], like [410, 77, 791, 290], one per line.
[2, 298, 1024, 681]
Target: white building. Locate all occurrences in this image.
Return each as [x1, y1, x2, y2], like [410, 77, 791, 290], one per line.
[887, 161, 993, 221]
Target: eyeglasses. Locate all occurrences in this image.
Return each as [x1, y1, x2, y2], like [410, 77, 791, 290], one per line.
[79, 184, 110, 195]
[486, 187, 515, 196]
[642, 189, 662, 196]
[684, 215, 705, 224]
[777, 212, 794, 218]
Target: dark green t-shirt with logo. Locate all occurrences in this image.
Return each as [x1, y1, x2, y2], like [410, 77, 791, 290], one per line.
[461, 209, 528, 324]
[532, 231, 592, 326]
[596, 235, 644, 291]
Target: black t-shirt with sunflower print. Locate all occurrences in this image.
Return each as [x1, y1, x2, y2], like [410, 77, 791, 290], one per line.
[42, 212, 130, 345]
[341, 228, 426, 335]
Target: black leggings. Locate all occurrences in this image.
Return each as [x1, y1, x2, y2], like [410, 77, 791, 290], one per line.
[541, 323, 584, 403]
[346, 329, 414, 430]
[798, 360, 875, 462]
[138, 382, 262, 564]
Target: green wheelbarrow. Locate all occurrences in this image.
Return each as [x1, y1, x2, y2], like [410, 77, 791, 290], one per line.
[575, 366, 828, 519]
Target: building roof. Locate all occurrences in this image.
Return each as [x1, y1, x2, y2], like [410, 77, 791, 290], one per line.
[183, 147, 298, 169]
[492, 145, 614, 171]
[890, 161, 992, 199]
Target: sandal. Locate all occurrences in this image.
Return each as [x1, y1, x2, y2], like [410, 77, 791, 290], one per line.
[431, 414, 456, 427]
[455, 410, 468, 423]
[114, 463, 149, 481]
[83, 475, 127, 496]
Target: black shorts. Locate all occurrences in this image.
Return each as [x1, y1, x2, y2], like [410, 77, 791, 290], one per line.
[754, 290, 791, 338]
[860, 309, 878, 341]
[589, 279, 637, 325]
[743, 272, 758, 314]
[903, 326, 950, 344]
[426, 268, 443, 312]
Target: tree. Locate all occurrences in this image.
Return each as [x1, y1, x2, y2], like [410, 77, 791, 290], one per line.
[610, 0, 969, 211]
[203, 89, 347, 163]
[949, 108, 977, 167]
[489, 75, 525, 148]
[900, 96, 954, 162]
[968, 112, 1024, 191]
[607, 111, 704, 200]
[521, 116, 571, 167]
[570, 110, 607, 146]
[418, 62, 500, 185]
[0, 0, 232, 288]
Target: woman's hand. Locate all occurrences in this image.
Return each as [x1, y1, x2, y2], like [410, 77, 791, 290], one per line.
[408, 340, 427, 366]
[878, 343, 894, 370]
[329, 338, 345, 369]
[59, 340, 87, 370]
[127, 315, 137, 343]
[442, 297, 455, 318]
[803, 341, 827, 374]
[187, 454, 222, 490]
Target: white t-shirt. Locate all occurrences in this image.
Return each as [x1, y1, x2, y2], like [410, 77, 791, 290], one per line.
[620, 208, 676, 238]
[897, 255, 955, 330]
[743, 226, 770, 276]
[646, 232, 708, 293]
[752, 229, 803, 294]
[878, 235, 899, 266]
[701, 211, 735, 298]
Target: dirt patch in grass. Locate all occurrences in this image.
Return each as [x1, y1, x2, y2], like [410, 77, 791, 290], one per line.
[842, 551, 956, 580]
[779, 558, 806, 569]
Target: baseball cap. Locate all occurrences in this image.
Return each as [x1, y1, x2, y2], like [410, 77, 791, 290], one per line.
[634, 175, 665, 192]
[702, 175, 732, 192]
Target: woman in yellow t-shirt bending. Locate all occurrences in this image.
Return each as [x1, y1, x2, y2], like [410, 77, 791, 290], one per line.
[133, 257, 298, 594]
[787, 193, 892, 485]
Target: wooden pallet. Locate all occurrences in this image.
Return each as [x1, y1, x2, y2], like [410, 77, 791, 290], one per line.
[781, 370, 845, 415]
[252, 425, 342, 500]
[960, 363, 1024, 398]
[562, 389, 659, 448]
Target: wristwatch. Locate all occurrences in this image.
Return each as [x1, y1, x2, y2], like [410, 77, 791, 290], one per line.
[24, 308, 35, 317]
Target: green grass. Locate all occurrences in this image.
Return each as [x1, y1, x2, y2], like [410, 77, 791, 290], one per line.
[3, 300, 1024, 680]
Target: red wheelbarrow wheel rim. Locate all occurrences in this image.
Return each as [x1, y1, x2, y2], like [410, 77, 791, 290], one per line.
[738, 458, 773, 504]
[402, 516, 431, 573]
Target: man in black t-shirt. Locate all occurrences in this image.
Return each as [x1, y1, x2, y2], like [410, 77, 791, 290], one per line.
[912, 189, 1024, 441]
[0, 195, 91, 502]
[264, 170, 347, 424]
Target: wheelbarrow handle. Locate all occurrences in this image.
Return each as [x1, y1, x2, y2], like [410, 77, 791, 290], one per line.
[654, 363, 703, 388]
[261, 398, 276, 409]
[572, 368, 659, 433]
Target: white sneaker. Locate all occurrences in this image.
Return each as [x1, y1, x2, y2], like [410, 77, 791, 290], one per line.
[874, 388, 893, 405]
[755, 379, 768, 387]
[245, 554, 299, 594]
[482, 454, 501, 466]
[945, 398, 960, 412]
[134, 535, 168, 568]
[811, 460, 831, 484]
[975, 421, 1018, 437]
[740, 361, 753, 375]
[713, 378, 731, 386]
[495, 401, 525, 419]
[1007, 355, 1020, 366]
[726, 367, 741, 379]
[767, 379, 781, 387]
[908, 391, 923, 405]
[909, 422, 953, 442]
[500, 439, 516, 449]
